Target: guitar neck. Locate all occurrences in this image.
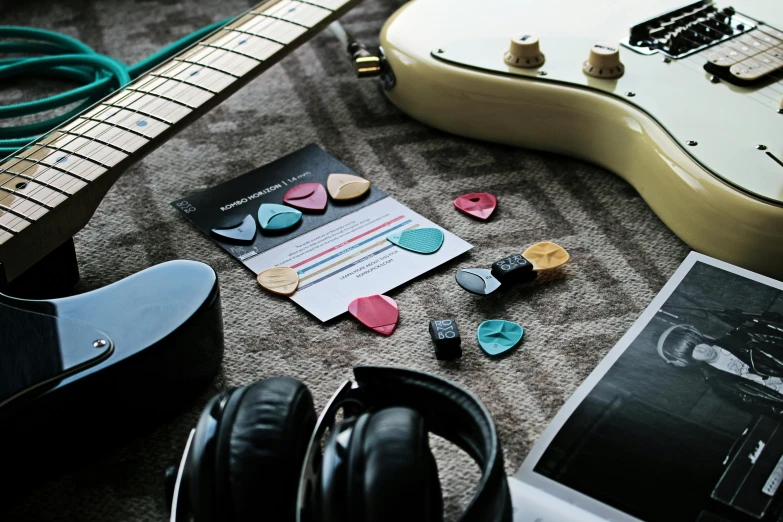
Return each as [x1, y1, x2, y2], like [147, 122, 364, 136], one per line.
[0, 0, 358, 285]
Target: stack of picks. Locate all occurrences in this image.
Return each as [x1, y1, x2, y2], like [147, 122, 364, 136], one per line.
[456, 241, 570, 295]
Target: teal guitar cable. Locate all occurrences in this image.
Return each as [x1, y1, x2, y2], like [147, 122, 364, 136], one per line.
[0, 20, 230, 156]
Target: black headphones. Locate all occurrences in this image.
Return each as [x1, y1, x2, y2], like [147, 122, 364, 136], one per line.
[167, 366, 512, 522]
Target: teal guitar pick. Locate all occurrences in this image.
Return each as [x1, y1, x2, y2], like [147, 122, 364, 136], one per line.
[477, 320, 524, 356]
[257, 203, 302, 231]
[386, 228, 444, 254]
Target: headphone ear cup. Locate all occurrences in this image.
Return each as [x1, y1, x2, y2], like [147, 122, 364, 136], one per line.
[188, 391, 231, 522]
[424, 449, 444, 521]
[217, 377, 317, 522]
[348, 407, 442, 522]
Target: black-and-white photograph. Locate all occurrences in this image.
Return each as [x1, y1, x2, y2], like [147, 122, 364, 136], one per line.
[519, 255, 783, 522]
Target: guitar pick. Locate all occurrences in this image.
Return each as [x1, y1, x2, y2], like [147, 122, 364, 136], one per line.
[477, 320, 524, 356]
[257, 266, 299, 296]
[257, 203, 302, 231]
[455, 268, 501, 295]
[522, 241, 570, 271]
[211, 214, 256, 243]
[386, 228, 444, 254]
[327, 173, 371, 201]
[282, 182, 327, 211]
[348, 294, 398, 336]
[453, 192, 497, 220]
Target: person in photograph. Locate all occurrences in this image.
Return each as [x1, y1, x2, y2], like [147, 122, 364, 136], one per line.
[656, 312, 783, 412]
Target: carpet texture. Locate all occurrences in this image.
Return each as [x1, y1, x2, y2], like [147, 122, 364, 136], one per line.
[1, 0, 689, 519]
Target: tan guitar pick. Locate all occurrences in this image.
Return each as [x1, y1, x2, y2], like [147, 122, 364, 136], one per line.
[257, 266, 299, 296]
[522, 241, 570, 271]
[326, 173, 371, 201]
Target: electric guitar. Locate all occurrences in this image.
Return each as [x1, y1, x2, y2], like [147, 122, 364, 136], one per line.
[378, 0, 783, 280]
[0, 0, 359, 493]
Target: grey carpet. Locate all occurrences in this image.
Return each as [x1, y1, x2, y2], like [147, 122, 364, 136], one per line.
[1, 0, 690, 519]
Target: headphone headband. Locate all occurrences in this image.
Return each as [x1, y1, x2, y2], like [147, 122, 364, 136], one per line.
[313, 366, 511, 522]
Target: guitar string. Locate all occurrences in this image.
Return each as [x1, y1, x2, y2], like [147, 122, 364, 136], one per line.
[0, 7, 303, 199]
[0, 3, 331, 222]
[670, 16, 783, 90]
[0, 0, 336, 208]
[0, 23, 265, 207]
[1, 3, 776, 227]
[0, 43, 247, 216]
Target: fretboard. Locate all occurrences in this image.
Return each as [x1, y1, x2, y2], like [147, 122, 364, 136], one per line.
[0, 0, 357, 283]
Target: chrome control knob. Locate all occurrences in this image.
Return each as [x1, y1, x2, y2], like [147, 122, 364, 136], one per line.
[583, 42, 624, 78]
[504, 33, 545, 68]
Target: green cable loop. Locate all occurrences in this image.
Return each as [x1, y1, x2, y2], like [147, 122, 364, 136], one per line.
[0, 19, 229, 156]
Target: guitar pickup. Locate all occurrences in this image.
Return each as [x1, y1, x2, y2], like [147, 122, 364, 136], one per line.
[705, 26, 783, 84]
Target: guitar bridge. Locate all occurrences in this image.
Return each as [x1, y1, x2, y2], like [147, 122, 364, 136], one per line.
[623, 1, 755, 59]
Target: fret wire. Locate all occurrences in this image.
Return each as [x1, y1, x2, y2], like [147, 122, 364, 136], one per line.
[0, 183, 57, 210]
[0, 207, 29, 231]
[294, 0, 336, 11]
[102, 103, 174, 124]
[59, 130, 132, 154]
[1, 156, 87, 203]
[7, 168, 86, 197]
[149, 72, 218, 94]
[1, 169, 77, 208]
[1, 67, 191, 199]
[173, 58, 242, 78]
[131, 74, 215, 106]
[179, 44, 261, 77]
[223, 27, 286, 46]
[251, 12, 310, 30]
[1, 89, 168, 199]
[1, 22, 236, 210]
[1, 173, 72, 198]
[18, 144, 112, 169]
[125, 87, 198, 110]
[2, 52, 213, 210]
[6, 157, 91, 183]
[0, 0, 346, 218]
[0, 222, 18, 235]
[81, 116, 150, 138]
[1, 147, 102, 207]
[2, 1, 316, 210]
[198, 42, 268, 63]
[0, 202, 36, 222]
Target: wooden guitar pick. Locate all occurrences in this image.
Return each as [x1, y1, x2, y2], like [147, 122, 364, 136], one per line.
[327, 173, 371, 201]
[257, 266, 299, 296]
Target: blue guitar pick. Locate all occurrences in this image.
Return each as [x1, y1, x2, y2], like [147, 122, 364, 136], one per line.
[477, 320, 524, 356]
[257, 203, 302, 231]
[387, 228, 444, 254]
[211, 214, 256, 243]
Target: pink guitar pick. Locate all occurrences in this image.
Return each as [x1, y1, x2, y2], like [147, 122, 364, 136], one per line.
[453, 192, 497, 220]
[348, 294, 399, 336]
[282, 182, 327, 211]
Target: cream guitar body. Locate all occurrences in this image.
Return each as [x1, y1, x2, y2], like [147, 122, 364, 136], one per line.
[379, 0, 783, 279]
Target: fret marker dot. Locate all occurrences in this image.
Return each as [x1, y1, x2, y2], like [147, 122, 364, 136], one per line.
[56, 156, 67, 163]
[136, 120, 148, 127]
[288, 7, 296, 11]
[190, 70, 199, 76]
[238, 40, 247, 45]
[15, 182, 27, 190]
